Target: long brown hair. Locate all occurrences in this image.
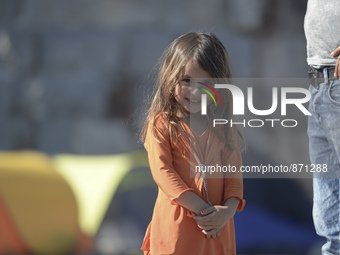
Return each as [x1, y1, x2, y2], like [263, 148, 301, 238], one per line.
[141, 31, 246, 150]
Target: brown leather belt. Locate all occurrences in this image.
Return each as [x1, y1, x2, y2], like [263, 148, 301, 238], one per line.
[308, 67, 337, 88]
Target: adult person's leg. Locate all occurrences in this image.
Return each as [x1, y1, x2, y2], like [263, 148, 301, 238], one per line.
[308, 77, 340, 254]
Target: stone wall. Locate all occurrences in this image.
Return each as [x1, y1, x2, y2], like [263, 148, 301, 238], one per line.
[1, 0, 308, 157]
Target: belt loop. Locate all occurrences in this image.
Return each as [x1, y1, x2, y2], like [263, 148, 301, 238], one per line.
[323, 67, 329, 84]
[314, 73, 318, 89]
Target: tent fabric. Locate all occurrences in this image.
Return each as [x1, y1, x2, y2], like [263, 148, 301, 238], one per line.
[53, 150, 149, 236]
[0, 151, 88, 254]
[0, 150, 148, 254]
[0, 194, 28, 254]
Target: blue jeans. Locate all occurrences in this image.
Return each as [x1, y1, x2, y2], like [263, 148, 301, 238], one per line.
[308, 78, 340, 254]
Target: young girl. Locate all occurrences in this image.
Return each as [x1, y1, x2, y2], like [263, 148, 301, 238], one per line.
[141, 32, 246, 255]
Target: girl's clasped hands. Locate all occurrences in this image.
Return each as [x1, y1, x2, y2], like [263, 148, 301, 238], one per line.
[194, 204, 237, 239]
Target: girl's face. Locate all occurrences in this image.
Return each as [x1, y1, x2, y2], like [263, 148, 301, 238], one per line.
[174, 60, 212, 115]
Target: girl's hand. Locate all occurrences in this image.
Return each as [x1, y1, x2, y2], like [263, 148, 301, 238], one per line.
[193, 205, 236, 239]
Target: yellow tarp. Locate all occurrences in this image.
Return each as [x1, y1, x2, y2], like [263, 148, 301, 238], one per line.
[53, 150, 149, 236]
[0, 151, 78, 254]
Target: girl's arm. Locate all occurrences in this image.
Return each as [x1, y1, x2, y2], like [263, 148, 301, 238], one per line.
[174, 190, 213, 216]
[145, 116, 214, 216]
[193, 142, 245, 239]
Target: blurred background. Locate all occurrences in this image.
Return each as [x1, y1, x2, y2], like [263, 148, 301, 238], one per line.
[0, 0, 324, 254]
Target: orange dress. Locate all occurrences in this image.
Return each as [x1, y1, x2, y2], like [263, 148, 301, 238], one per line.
[141, 114, 245, 255]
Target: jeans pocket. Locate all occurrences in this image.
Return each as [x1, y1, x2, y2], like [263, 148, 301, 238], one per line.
[328, 80, 340, 107]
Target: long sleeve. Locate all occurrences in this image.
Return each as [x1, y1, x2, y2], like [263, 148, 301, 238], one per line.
[144, 117, 194, 204]
[222, 144, 245, 212]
